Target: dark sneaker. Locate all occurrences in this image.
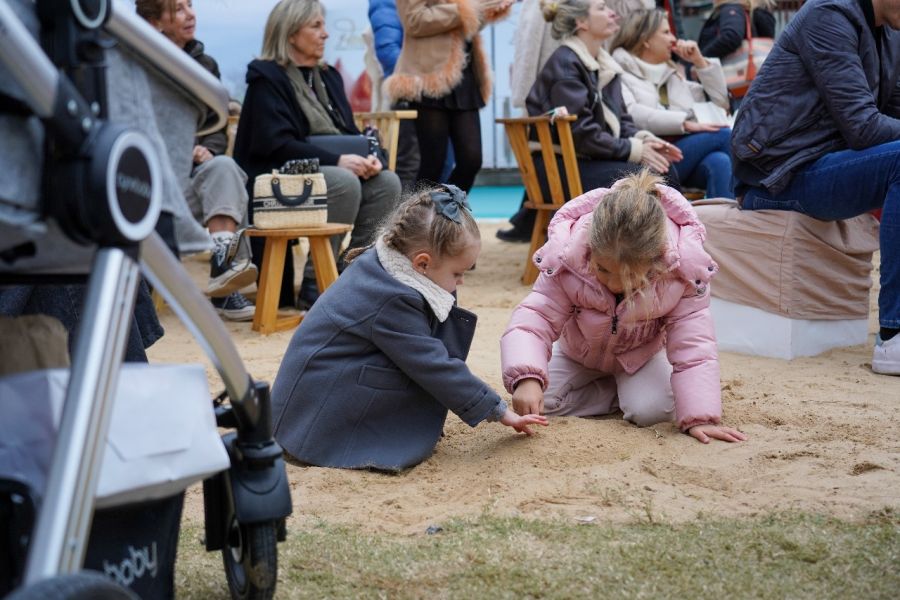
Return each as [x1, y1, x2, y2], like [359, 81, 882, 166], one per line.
[211, 292, 255, 322]
[207, 232, 258, 297]
[296, 277, 320, 312]
[495, 227, 531, 243]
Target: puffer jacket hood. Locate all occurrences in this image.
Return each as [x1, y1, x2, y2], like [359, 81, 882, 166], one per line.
[501, 184, 722, 430]
[535, 183, 718, 292]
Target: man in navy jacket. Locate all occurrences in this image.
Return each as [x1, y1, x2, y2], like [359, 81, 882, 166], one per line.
[731, 0, 900, 375]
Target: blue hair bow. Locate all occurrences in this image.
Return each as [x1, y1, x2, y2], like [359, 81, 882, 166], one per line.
[430, 184, 471, 224]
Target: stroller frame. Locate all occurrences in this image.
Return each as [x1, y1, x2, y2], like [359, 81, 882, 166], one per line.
[0, 0, 291, 596]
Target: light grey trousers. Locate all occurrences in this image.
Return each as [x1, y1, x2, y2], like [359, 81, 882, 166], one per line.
[184, 155, 249, 227]
[543, 345, 675, 427]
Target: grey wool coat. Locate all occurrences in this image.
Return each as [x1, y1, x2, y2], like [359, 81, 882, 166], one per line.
[270, 248, 502, 471]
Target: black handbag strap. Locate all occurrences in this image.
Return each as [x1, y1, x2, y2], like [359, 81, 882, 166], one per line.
[271, 177, 313, 207]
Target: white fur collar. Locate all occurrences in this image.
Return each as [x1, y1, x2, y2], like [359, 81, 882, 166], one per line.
[563, 37, 600, 71]
[562, 37, 622, 87]
[633, 55, 672, 85]
[375, 238, 455, 322]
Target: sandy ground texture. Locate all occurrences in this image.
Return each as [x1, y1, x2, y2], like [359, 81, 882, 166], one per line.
[149, 223, 899, 534]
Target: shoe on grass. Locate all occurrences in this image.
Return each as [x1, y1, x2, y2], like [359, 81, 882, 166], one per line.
[207, 232, 258, 298]
[872, 333, 900, 375]
[211, 292, 255, 322]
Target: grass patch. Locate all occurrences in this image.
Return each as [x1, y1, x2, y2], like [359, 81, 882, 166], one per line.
[177, 510, 899, 599]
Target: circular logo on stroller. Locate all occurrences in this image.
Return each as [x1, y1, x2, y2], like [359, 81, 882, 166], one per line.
[115, 148, 153, 223]
[104, 129, 161, 242]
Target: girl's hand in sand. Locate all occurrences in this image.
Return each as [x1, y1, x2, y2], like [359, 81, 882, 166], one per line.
[687, 424, 748, 444]
[499, 409, 548, 436]
[511, 378, 544, 416]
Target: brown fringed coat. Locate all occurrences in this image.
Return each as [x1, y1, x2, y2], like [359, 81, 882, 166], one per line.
[385, 0, 511, 104]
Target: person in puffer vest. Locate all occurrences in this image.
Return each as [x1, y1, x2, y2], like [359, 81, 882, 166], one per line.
[501, 170, 747, 444]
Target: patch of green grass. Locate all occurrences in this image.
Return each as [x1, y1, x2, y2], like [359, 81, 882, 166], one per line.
[177, 510, 900, 599]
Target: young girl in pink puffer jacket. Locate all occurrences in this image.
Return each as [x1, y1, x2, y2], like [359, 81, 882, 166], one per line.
[501, 170, 746, 444]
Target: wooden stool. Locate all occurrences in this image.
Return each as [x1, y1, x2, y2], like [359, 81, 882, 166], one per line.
[497, 115, 582, 285]
[245, 224, 352, 334]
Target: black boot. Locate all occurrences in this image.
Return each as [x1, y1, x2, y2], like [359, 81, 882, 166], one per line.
[297, 277, 320, 311]
[495, 227, 531, 243]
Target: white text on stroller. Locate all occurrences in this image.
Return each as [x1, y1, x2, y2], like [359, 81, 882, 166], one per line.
[103, 543, 158, 586]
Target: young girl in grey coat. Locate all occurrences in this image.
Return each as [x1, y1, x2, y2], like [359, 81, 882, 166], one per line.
[270, 185, 547, 471]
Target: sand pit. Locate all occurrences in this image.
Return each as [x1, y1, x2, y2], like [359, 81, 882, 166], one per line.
[150, 223, 899, 533]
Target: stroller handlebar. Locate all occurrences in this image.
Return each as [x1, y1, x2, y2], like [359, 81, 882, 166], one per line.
[106, 0, 229, 137]
[0, 0, 59, 117]
[140, 231, 254, 409]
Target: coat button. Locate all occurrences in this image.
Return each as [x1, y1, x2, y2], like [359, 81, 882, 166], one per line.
[546, 268, 554, 275]
[535, 256, 542, 263]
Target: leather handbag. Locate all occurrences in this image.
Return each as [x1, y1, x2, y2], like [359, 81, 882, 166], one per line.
[308, 132, 388, 169]
[251, 170, 328, 229]
[720, 11, 774, 98]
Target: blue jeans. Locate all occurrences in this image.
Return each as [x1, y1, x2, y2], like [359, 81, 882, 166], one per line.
[741, 140, 900, 329]
[674, 128, 734, 199]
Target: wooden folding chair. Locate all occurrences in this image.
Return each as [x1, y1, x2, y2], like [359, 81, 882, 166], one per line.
[224, 114, 240, 158]
[497, 115, 583, 285]
[353, 110, 417, 172]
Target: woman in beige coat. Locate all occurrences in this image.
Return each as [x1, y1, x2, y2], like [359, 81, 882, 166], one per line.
[611, 9, 735, 198]
[384, 0, 512, 192]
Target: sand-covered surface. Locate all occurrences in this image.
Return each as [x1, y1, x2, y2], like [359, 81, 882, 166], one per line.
[149, 223, 899, 533]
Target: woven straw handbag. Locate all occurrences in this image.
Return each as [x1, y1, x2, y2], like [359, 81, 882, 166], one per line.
[251, 170, 328, 229]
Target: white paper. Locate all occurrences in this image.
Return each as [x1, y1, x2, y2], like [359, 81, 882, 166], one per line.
[692, 101, 734, 127]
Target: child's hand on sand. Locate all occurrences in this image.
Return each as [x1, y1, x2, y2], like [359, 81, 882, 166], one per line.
[687, 424, 748, 444]
[499, 409, 548, 435]
[511, 378, 544, 416]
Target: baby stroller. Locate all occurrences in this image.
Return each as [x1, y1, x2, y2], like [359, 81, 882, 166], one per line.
[0, 1, 291, 598]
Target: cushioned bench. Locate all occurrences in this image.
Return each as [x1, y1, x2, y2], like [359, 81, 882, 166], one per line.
[693, 201, 880, 359]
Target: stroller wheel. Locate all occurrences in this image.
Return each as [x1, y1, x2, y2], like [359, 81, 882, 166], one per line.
[222, 516, 278, 600]
[6, 571, 138, 599]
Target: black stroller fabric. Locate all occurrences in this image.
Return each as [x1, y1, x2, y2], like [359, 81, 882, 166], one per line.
[83, 492, 185, 599]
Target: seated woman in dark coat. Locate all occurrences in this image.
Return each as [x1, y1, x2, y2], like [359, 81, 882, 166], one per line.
[270, 186, 546, 471]
[233, 0, 401, 309]
[497, 0, 682, 242]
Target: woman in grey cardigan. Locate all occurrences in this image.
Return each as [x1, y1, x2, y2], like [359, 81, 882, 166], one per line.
[270, 186, 546, 471]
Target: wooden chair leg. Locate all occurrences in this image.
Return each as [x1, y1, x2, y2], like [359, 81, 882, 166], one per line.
[307, 235, 340, 292]
[522, 210, 552, 285]
[252, 237, 302, 334]
[151, 289, 166, 314]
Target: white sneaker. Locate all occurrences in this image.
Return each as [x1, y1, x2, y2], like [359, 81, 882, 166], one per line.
[872, 334, 900, 375]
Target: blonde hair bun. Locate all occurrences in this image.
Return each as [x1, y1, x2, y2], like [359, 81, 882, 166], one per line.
[541, 0, 560, 22]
